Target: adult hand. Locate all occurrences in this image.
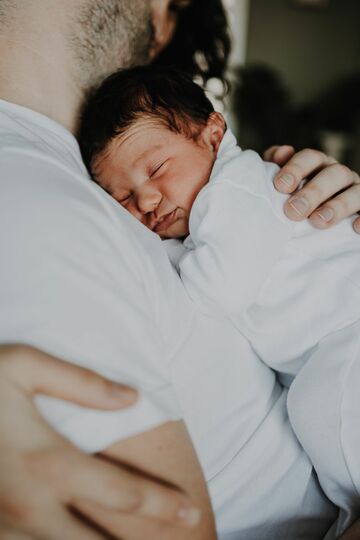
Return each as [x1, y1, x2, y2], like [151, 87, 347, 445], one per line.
[0, 345, 200, 539]
[264, 146, 360, 234]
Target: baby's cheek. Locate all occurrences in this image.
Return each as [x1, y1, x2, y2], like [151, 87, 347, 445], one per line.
[172, 216, 189, 238]
[162, 179, 194, 212]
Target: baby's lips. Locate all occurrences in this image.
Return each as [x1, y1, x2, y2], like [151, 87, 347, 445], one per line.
[154, 208, 178, 233]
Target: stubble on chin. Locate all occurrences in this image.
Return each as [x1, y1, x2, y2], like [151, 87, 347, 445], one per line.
[71, 0, 153, 92]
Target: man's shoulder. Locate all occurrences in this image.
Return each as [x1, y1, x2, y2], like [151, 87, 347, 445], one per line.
[0, 131, 148, 282]
[0, 103, 88, 177]
[0, 128, 54, 174]
[0, 131, 191, 317]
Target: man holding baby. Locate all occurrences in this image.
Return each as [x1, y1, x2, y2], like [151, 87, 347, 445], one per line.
[0, 1, 359, 539]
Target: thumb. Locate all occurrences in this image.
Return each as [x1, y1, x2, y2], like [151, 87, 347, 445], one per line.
[0, 345, 137, 409]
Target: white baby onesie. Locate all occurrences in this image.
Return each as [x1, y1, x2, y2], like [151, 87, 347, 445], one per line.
[170, 128, 360, 536]
[167, 127, 360, 539]
[177, 129, 360, 378]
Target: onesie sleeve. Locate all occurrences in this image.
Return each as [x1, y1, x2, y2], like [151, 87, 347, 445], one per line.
[179, 163, 292, 318]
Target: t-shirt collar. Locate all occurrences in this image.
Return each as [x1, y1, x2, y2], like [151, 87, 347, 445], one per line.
[0, 98, 86, 173]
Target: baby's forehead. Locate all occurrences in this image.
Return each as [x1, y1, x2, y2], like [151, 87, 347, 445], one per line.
[111, 117, 193, 153]
[98, 125, 168, 172]
[107, 117, 168, 149]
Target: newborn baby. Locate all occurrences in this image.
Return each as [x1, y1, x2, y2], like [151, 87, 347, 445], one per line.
[79, 65, 360, 535]
[80, 64, 360, 373]
[80, 66, 225, 239]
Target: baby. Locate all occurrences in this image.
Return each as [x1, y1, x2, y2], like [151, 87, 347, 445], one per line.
[79, 65, 360, 534]
[80, 64, 360, 375]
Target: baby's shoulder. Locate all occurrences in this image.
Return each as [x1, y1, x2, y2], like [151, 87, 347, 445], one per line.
[209, 143, 290, 220]
[211, 137, 277, 189]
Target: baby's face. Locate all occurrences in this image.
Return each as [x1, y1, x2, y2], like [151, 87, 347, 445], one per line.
[93, 117, 220, 238]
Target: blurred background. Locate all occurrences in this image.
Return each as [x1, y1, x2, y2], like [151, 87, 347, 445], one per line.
[219, 0, 360, 169]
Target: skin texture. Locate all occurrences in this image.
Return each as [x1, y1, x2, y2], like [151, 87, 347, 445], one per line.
[0, 0, 153, 132]
[81, 422, 216, 540]
[94, 113, 225, 238]
[71, 0, 152, 91]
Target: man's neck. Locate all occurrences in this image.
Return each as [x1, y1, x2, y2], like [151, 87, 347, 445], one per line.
[0, 34, 84, 134]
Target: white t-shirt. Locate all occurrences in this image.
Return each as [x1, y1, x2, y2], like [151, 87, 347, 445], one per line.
[0, 100, 336, 539]
[176, 129, 360, 378]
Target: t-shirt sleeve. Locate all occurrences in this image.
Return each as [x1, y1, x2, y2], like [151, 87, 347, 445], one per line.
[179, 161, 292, 318]
[0, 151, 181, 453]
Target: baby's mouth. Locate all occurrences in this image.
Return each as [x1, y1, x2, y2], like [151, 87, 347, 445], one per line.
[154, 208, 178, 233]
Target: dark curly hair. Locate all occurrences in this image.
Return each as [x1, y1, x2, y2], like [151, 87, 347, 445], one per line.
[79, 65, 215, 174]
[153, 0, 231, 91]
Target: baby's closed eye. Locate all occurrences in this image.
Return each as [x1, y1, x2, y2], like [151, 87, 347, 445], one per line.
[118, 194, 132, 205]
[150, 160, 168, 177]
[107, 188, 132, 206]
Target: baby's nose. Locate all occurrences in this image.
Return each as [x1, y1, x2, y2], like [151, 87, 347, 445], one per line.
[137, 187, 162, 214]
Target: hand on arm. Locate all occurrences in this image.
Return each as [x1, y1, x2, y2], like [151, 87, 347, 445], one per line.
[0, 345, 200, 540]
[264, 146, 360, 233]
[87, 420, 216, 540]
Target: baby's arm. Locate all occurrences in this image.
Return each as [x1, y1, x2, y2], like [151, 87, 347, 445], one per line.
[179, 179, 291, 318]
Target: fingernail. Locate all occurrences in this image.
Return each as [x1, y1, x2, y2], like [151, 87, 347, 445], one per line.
[177, 505, 201, 526]
[289, 196, 309, 216]
[109, 385, 137, 405]
[315, 207, 334, 223]
[277, 173, 294, 189]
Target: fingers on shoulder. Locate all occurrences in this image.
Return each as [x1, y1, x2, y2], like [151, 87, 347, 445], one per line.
[308, 182, 360, 230]
[274, 148, 335, 194]
[284, 162, 359, 222]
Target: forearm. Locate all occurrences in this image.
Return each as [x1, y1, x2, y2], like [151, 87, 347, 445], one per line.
[0, 345, 201, 539]
[95, 420, 217, 540]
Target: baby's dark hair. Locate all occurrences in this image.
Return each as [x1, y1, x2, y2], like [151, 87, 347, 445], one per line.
[78, 65, 215, 173]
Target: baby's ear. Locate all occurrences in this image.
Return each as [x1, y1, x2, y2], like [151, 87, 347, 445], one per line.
[201, 112, 226, 153]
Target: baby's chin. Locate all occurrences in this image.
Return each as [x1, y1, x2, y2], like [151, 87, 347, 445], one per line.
[153, 209, 189, 239]
[157, 219, 189, 240]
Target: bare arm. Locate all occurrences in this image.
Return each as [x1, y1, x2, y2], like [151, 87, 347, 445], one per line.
[0, 345, 200, 539]
[81, 421, 217, 540]
[265, 146, 360, 233]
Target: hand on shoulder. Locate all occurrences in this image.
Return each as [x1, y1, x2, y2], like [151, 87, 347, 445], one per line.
[265, 146, 360, 234]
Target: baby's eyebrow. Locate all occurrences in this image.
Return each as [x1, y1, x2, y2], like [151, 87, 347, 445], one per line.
[134, 144, 164, 167]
